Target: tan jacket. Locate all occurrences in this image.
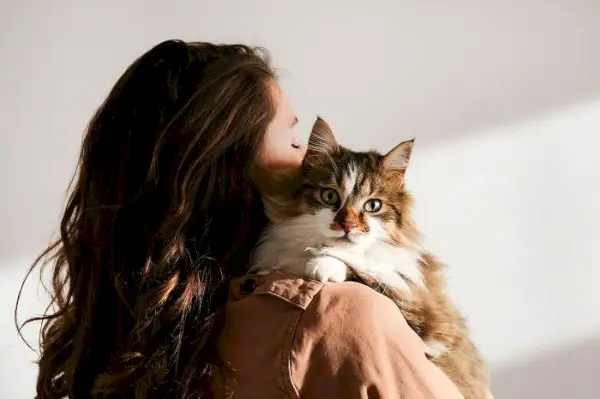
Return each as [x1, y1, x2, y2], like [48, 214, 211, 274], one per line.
[213, 271, 492, 398]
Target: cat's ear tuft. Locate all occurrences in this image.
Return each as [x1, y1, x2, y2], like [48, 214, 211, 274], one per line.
[382, 138, 415, 174]
[304, 117, 339, 166]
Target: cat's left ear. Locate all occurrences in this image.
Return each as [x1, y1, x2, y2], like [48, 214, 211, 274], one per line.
[303, 117, 339, 167]
[382, 138, 415, 175]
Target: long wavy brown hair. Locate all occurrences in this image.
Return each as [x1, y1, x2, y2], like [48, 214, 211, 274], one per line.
[15, 39, 276, 398]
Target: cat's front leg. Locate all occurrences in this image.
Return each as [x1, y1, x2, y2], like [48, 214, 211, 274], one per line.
[306, 255, 348, 283]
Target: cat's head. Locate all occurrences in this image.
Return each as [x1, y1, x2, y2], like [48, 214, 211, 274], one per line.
[293, 117, 418, 249]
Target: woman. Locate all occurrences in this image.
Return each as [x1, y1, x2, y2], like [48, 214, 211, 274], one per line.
[18, 40, 468, 398]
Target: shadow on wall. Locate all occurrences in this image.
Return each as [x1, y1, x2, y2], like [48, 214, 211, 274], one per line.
[490, 336, 600, 399]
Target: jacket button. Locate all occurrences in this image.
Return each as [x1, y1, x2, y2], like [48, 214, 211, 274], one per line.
[240, 278, 257, 295]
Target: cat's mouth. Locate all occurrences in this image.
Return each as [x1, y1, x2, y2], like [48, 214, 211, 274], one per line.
[328, 231, 375, 248]
[335, 236, 352, 243]
[331, 234, 359, 245]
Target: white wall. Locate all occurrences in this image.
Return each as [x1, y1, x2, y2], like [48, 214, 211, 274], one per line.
[2, 1, 599, 398]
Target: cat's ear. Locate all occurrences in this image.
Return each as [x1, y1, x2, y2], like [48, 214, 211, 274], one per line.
[304, 117, 339, 166]
[382, 138, 415, 175]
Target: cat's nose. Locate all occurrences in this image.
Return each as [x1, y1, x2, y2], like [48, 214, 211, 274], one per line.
[340, 221, 356, 233]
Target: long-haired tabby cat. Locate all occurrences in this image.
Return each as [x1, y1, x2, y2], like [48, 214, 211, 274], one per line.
[251, 117, 489, 398]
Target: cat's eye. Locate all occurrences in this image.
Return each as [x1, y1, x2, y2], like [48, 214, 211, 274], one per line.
[364, 199, 382, 212]
[320, 188, 340, 205]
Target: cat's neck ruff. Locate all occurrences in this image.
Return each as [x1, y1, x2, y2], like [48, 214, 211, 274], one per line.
[359, 240, 425, 290]
[251, 211, 425, 293]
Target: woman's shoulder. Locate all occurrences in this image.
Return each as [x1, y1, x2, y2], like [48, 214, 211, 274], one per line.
[289, 274, 412, 356]
[225, 271, 464, 398]
[315, 276, 401, 316]
[234, 270, 399, 319]
[304, 276, 406, 333]
[230, 270, 407, 353]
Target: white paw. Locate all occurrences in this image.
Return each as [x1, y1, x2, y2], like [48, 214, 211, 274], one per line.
[306, 256, 349, 283]
[424, 340, 449, 358]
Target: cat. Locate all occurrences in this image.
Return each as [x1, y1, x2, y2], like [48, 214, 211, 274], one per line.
[251, 117, 489, 398]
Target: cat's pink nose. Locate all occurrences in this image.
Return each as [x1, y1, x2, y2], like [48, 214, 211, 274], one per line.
[340, 221, 356, 233]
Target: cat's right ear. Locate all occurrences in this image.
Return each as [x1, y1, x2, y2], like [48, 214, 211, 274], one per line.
[303, 117, 339, 167]
[382, 138, 415, 178]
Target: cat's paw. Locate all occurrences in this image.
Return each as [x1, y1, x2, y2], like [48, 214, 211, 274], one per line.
[424, 340, 449, 359]
[306, 256, 348, 283]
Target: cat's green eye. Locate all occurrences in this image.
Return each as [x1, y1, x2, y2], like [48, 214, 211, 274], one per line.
[364, 199, 382, 212]
[320, 188, 340, 205]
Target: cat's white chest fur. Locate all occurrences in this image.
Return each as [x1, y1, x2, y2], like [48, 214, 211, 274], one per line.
[251, 210, 424, 294]
[304, 240, 424, 293]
